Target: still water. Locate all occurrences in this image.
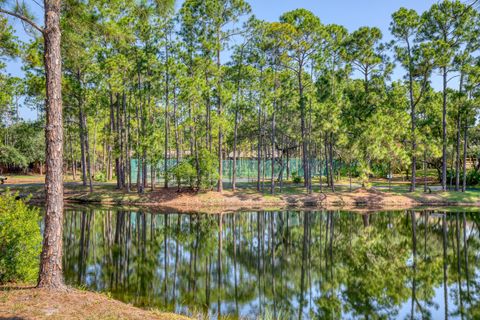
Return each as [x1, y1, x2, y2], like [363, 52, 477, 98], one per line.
[63, 207, 480, 319]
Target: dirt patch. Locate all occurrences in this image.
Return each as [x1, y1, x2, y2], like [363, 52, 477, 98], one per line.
[0, 285, 190, 320]
[325, 188, 418, 207]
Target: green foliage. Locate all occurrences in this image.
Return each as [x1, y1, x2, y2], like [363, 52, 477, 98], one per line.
[7, 122, 45, 165]
[0, 16, 19, 59]
[0, 191, 42, 283]
[466, 169, 480, 186]
[2, 0, 480, 194]
[93, 171, 107, 182]
[170, 160, 196, 188]
[196, 149, 219, 190]
[0, 121, 44, 169]
[447, 169, 480, 186]
[291, 171, 302, 184]
[0, 144, 28, 168]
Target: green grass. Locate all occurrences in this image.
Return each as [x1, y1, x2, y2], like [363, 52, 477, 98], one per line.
[405, 190, 480, 203]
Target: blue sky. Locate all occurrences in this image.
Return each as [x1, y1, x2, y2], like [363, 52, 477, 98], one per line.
[248, 0, 436, 34]
[6, 0, 439, 120]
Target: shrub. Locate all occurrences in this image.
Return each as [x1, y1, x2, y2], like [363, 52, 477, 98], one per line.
[170, 160, 196, 188]
[292, 171, 302, 184]
[0, 191, 42, 283]
[167, 149, 219, 190]
[466, 169, 480, 186]
[93, 171, 107, 182]
[196, 149, 219, 190]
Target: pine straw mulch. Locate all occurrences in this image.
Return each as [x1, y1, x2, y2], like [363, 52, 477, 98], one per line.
[0, 285, 191, 320]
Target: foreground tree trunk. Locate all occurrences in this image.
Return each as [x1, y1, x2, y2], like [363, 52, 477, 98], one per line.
[38, 0, 65, 289]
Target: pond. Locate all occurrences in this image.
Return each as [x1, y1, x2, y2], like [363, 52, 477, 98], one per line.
[62, 207, 480, 319]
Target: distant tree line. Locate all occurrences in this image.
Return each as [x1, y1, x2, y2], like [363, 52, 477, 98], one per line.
[1, 0, 480, 195]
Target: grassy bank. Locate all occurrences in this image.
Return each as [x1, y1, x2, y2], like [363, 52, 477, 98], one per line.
[1, 175, 479, 212]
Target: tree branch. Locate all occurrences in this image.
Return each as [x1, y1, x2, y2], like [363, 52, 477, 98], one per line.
[0, 7, 44, 34]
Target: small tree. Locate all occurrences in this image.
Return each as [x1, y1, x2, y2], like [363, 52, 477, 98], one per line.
[0, 191, 42, 283]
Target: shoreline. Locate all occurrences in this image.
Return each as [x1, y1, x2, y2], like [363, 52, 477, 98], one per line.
[29, 187, 480, 213]
[1, 177, 478, 213]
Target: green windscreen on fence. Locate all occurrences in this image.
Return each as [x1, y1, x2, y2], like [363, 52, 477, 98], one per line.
[130, 158, 343, 184]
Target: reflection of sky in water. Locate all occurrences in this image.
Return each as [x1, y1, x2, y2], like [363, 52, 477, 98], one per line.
[63, 209, 480, 320]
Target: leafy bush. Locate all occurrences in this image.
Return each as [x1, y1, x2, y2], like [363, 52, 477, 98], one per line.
[466, 169, 480, 186]
[167, 149, 218, 190]
[170, 160, 196, 188]
[292, 171, 302, 184]
[338, 164, 359, 178]
[196, 149, 219, 190]
[93, 171, 107, 182]
[0, 191, 42, 283]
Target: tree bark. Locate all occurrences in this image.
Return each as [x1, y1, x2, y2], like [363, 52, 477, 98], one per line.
[216, 36, 223, 193]
[38, 0, 65, 289]
[271, 68, 278, 195]
[299, 69, 308, 191]
[406, 38, 416, 192]
[462, 118, 468, 192]
[164, 41, 170, 189]
[232, 109, 238, 191]
[329, 132, 335, 192]
[455, 112, 461, 191]
[441, 66, 448, 191]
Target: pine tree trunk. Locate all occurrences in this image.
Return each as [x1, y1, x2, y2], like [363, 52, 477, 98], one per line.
[455, 113, 461, 191]
[407, 39, 416, 192]
[125, 93, 131, 192]
[462, 119, 468, 192]
[107, 91, 114, 181]
[164, 45, 169, 189]
[329, 132, 335, 192]
[69, 133, 76, 181]
[257, 101, 261, 192]
[37, 0, 65, 289]
[232, 109, 238, 191]
[271, 70, 278, 195]
[216, 44, 223, 193]
[455, 74, 464, 191]
[299, 73, 308, 190]
[79, 104, 87, 186]
[83, 112, 93, 193]
[173, 80, 180, 191]
[324, 134, 329, 187]
[441, 67, 448, 191]
[92, 110, 98, 177]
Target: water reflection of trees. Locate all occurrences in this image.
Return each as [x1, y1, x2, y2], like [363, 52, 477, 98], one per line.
[62, 209, 480, 319]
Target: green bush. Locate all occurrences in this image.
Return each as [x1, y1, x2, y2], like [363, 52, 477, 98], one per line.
[93, 171, 107, 182]
[167, 149, 219, 190]
[292, 171, 302, 184]
[0, 191, 42, 283]
[466, 169, 480, 186]
[170, 160, 196, 188]
[196, 149, 219, 190]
